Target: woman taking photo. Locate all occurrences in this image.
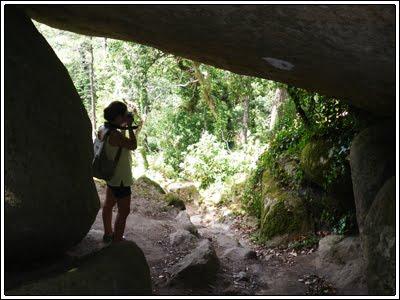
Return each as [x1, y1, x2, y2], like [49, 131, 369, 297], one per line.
[99, 101, 140, 243]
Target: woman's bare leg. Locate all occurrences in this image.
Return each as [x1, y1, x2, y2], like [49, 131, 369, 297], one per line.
[102, 186, 117, 236]
[113, 195, 131, 241]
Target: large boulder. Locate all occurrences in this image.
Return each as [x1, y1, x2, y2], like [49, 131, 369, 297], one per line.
[169, 239, 219, 287]
[164, 192, 186, 210]
[300, 139, 355, 218]
[300, 139, 352, 194]
[315, 235, 366, 295]
[175, 210, 199, 236]
[23, 5, 395, 116]
[5, 6, 99, 264]
[349, 121, 396, 295]
[349, 120, 396, 234]
[363, 177, 396, 295]
[6, 241, 152, 296]
[259, 172, 313, 242]
[167, 183, 201, 204]
[136, 176, 166, 194]
[169, 229, 198, 247]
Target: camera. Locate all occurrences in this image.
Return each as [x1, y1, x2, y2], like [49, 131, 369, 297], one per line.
[126, 111, 134, 119]
[126, 111, 139, 129]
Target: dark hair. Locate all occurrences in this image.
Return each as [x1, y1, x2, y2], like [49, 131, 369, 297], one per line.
[103, 101, 127, 122]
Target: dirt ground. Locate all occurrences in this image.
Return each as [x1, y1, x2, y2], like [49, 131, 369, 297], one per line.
[89, 180, 366, 296]
[5, 178, 366, 296]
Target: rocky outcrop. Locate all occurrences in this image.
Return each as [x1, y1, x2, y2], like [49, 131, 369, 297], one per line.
[349, 121, 396, 295]
[259, 172, 313, 242]
[349, 121, 396, 233]
[175, 210, 199, 236]
[169, 229, 198, 247]
[5, 6, 99, 264]
[164, 192, 186, 210]
[169, 239, 219, 287]
[300, 139, 352, 194]
[22, 5, 395, 116]
[136, 176, 166, 194]
[315, 235, 366, 295]
[7, 241, 152, 296]
[364, 177, 396, 295]
[167, 183, 201, 204]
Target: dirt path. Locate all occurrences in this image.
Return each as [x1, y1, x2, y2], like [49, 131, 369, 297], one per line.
[4, 177, 366, 296]
[86, 179, 364, 296]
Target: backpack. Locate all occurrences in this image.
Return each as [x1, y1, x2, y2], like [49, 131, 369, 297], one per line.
[92, 125, 122, 181]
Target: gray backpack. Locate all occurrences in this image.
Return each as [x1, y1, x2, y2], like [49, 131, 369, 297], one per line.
[92, 126, 122, 181]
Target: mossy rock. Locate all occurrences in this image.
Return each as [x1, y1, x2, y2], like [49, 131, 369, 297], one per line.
[165, 193, 186, 210]
[259, 171, 313, 241]
[300, 139, 352, 194]
[220, 181, 246, 205]
[168, 183, 201, 204]
[136, 176, 165, 194]
[300, 140, 334, 187]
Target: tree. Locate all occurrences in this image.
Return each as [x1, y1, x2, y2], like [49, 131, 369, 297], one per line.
[89, 37, 97, 138]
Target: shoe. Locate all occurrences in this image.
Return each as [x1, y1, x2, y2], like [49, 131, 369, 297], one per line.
[102, 233, 114, 243]
[112, 235, 127, 243]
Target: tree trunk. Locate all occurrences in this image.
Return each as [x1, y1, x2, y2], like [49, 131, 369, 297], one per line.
[140, 134, 150, 170]
[269, 87, 288, 130]
[287, 86, 311, 128]
[89, 37, 97, 138]
[242, 95, 249, 143]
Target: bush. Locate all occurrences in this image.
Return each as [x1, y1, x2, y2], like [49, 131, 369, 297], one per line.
[180, 131, 265, 189]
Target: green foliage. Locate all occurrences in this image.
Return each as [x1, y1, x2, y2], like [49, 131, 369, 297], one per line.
[288, 235, 319, 250]
[241, 151, 269, 218]
[260, 200, 301, 240]
[238, 86, 360, 236]
[164, 193, 186, 210]
[263, 87, 359, 190]
[320, 210, 358, 235]
[180, 132, 264, 188]
[35, 22, 360, 237]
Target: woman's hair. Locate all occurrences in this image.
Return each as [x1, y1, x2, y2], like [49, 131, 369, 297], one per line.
[103, 101, 127, 122]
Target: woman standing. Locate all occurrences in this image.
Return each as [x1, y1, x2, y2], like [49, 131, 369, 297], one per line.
[99, 101, 140, 243]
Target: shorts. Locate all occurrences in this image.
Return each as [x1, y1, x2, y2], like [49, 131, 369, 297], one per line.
[107, 182, 132, 199]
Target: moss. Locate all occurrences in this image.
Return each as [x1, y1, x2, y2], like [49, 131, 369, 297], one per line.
[164, 193, 186, 210]
[259, 171, 312, 241]
[300, 140, 333, 188]
[137, 176, 165, 194]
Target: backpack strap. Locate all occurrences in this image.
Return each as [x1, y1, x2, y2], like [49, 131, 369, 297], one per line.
[114, 146, 122, 163]
[105, 128, 123, 164]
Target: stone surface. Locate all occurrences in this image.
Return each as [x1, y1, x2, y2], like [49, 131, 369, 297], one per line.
[349, 120, 396, 234]
[300, 139, 352, 195]
[136, 176, 166, 194]
[168, 183, 201, 203]
[363, 177, 396, 295]
[169, 239, 219, 286]
[22, 5, 395, 116]
[164, 192, 186, 210]
[223, 247, 257, 261]
[169, 229, 198, 247]
[6, 241, 152, 295]
[5, 6, 99, 264]
[175, 210, 199, 236]
[259, 172, 313, 241]
[315, 235, 366, 295]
